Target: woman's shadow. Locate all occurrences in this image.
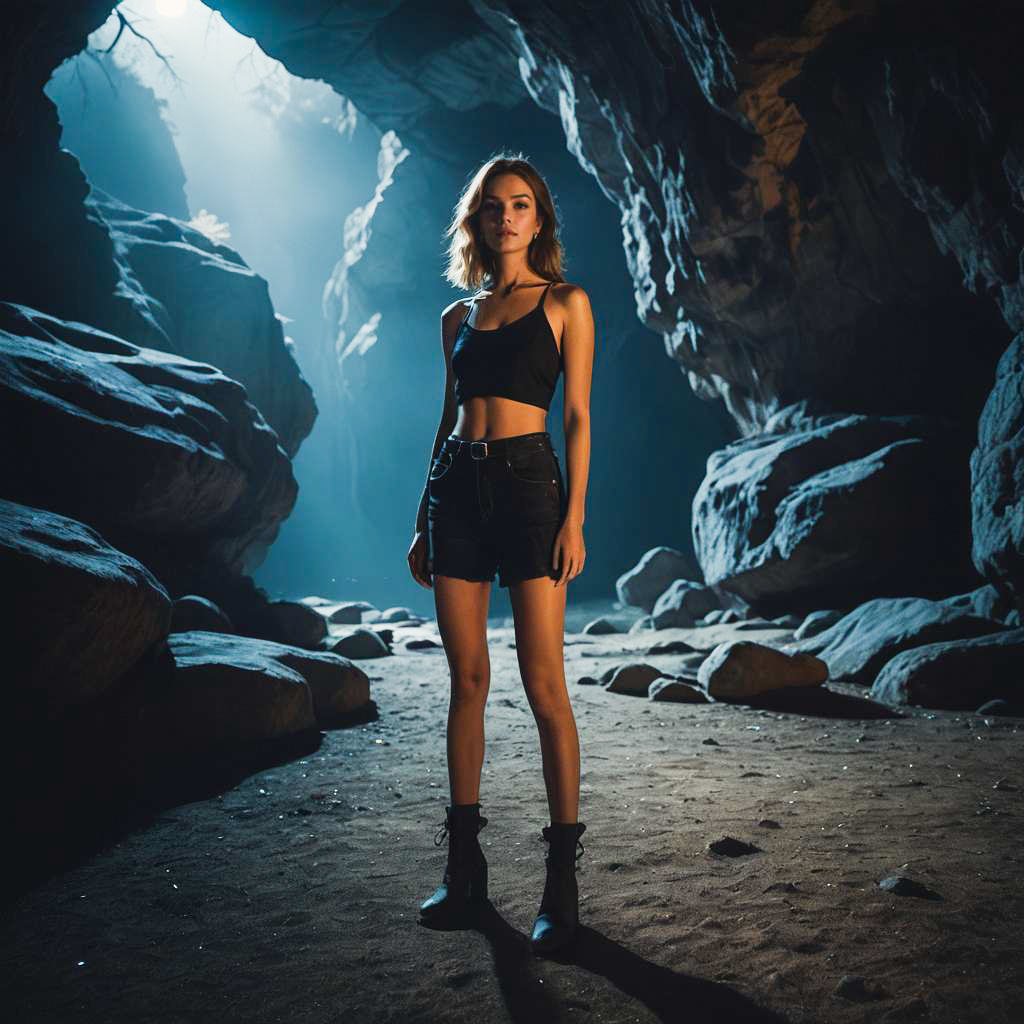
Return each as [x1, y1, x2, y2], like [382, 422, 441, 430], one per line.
[421, 902, 790, 1023]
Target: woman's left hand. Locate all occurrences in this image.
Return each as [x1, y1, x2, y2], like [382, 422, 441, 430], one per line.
[552, 519, 585, 587]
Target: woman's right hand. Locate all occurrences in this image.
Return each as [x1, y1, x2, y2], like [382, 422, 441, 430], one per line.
[408, 530, 433, 589]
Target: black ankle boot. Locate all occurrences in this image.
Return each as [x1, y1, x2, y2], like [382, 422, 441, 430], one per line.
[419, 802, 489, 919]
[531, 821, 586, 955]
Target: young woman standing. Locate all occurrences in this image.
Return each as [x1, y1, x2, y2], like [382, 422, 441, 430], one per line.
[407, 154, 595, 955]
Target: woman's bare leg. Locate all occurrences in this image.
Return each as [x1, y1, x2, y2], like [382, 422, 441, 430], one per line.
[433, 574, 493, 803]
[508, 576, 578, 822]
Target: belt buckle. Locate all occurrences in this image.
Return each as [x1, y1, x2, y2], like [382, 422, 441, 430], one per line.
[469, 440, 489, 460]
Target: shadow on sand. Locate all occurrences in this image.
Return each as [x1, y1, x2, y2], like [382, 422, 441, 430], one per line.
[420, 901, 791, 1023]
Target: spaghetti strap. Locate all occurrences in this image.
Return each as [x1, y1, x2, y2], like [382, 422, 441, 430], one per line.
[461, 296, 477, 326]
[536, 281, 554, 308]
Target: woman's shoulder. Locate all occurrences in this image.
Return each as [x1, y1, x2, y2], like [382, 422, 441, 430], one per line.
[550, 279, 588, 298]
[441, 293, 480, 322]
[549, 280, 591, 313]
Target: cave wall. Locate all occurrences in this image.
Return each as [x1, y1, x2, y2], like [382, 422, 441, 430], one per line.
[1, 0, 1021, 616]
[204, 0, 1022, 607]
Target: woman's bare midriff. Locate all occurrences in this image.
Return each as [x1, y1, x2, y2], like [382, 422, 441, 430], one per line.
[451, 395, 547, 441]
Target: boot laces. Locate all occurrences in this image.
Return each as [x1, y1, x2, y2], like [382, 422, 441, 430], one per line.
[433, 812, 487, 847]
[542, 828, 586, 869]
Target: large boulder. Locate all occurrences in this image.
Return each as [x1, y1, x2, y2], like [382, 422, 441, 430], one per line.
[698, 640, 827, 701]
[651, 580, 721, 629]
[142, 631, 372, 754]
[788, 596, 1008, 685]
[0, 302, 297, 592]
[2, 499, 170, 713]
[264, 599, 329, 649]
[91, 190, 316, 458]
[693, 411, 980, 617]
[870, 628, 1024, 710]
[616, 547, 701, 612]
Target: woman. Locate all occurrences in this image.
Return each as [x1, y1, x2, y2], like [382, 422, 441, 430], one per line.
[407, 154, 594, 956]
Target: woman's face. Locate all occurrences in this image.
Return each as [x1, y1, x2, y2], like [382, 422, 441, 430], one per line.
[477, 173, 543, 255]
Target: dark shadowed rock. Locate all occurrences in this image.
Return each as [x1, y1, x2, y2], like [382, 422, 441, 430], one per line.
[790, 596, 1007, 685]
[0, 302, 297, 591]
[604, 663, 666, 696]
[870, 628, 1024, 709]
[699, 640, 827, 701]
[405, 637, 441, 650]
[380, 606, 422, 623]
[328, 628, 391, 659]
[270, 645, 371, 719]
[644, 639, 698, 655]
[833, 975, 887, 1003]
[2, 499, 170, 713]
[652, 579, 721, 628]
[616, 547, 701, 612]
[90, 191, 316, 459]
[167, 626, 372, 724]
[648, 678, 710, 703]
[693, 412, 978, 616]
[970, 333, 1024, 611]
[144, 631, 320, 753]
[328, 603, 366, 624]
[708, 836, 762, 857]
[170, 595, 234, 635]
[265, 600, 328, 649]
[877, 875, 942, 900]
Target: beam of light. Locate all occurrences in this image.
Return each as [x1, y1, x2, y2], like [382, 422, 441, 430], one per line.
[155, 0, 188, 17]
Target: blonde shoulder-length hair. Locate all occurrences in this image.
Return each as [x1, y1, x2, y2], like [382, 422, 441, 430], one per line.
[443, 153, 566, 293]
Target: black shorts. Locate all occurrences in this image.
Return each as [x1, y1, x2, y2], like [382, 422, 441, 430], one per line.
[427, 431, 569, 588]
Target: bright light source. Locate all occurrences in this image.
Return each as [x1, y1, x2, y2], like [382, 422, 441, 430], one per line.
[156, 0, 188, 17]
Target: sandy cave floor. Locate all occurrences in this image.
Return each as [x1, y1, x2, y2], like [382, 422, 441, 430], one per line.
[2, 599, 1023, 1024]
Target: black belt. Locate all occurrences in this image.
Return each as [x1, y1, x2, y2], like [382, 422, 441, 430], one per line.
[442, 431, 550, 461]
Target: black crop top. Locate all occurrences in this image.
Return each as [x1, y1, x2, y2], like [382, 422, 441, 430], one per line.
[452, 281, 562, 411]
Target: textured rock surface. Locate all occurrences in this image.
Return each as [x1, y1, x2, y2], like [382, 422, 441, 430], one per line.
[469, 0, 1018, 432]
[869, 627, 1024, 710]
[0, 302, 297, 590]
[693, 408, 980, 614]
[616, 546, 703, 612]
[970, 333, 1024, 608]
[264, 599, 329, 649]
[2, 3, 321, 454]
[2, 498, 170, 712]
[160, 631, 371, 731]
[652, 580, 721, 629]
[789, 596, 1009, 686]
[92, 190, 316, 458]
[144, 631, 320, 754]
[698, 639, 827, 700]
